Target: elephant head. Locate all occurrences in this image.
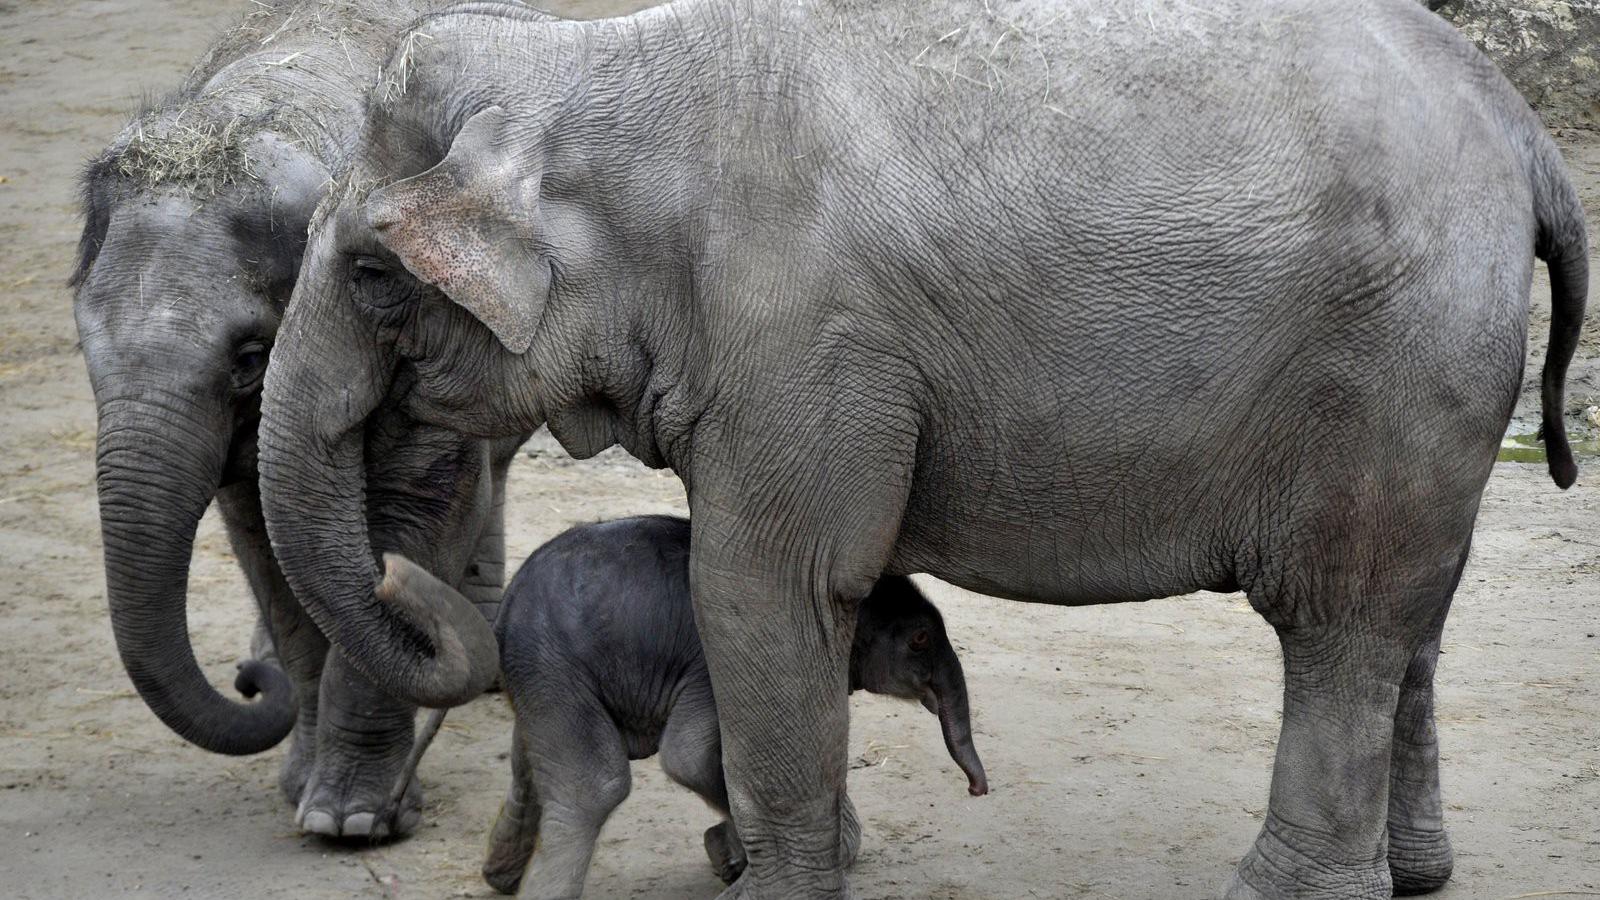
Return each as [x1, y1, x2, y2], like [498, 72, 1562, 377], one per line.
[72, 122, 324, 754]
[851, 578, 989, 797]
[253, 113, 530, 707]
[256, 9, 667, 708]
[257, 5, 760, 708]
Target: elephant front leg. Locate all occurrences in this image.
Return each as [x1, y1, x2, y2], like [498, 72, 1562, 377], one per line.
[245, 612, 324, 806]
[839, 793, 862, 868]
[684, 374, 914, 898]
[216, 483, 329, 806]
[691, 544, 862, 898]
[295, 650, 420, 840]
[703, 800, 853, 886]
[253, 595, 328, 808]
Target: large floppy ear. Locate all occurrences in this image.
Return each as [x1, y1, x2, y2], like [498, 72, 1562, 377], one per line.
[365, 106, 548, 354]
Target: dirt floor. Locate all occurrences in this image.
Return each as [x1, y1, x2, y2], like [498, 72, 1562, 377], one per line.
[1, 2, 1597, 898]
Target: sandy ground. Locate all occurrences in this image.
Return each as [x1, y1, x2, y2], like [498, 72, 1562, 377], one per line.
[1, 2, 1597, 898]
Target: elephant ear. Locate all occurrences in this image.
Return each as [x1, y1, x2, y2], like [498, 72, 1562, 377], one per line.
[366, 106, 548, 354]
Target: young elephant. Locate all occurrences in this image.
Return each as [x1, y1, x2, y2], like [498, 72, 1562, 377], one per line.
[478, 516, 987, 898]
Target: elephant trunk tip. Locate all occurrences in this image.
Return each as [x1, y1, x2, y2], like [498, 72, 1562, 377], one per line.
[931, 682, 988, 798]
[233, 658, 292, 702]
[966, 767, 989, 797]
[374, 553, 502, 707]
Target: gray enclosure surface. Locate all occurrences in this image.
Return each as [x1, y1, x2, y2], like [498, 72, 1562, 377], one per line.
[0, 1, 1596, 898]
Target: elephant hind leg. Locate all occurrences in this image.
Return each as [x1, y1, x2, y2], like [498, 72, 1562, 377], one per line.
[510, 702, 631, 900]
[484, 724, 542, 895]
[1387, 630, 1454, 895]
[659, 682, 747, 883]
[1380, 546, 1466, 895]
[1228, 529, 1471, 900]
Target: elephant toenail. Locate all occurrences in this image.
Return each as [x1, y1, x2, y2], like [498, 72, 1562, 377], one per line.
[341, 812, 376, 836]
[300, 809, 338, 835]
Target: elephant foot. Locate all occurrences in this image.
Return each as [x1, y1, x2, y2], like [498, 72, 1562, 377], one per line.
[482, 786, 539, 894]
[1226, 815, 1391, 899]
[294, 741, 422, 841]
[704, 822, 747, 885]
[297, 774, 420, 840]
[1388, 824, 1454, 895]
[481, 857, 524, 896]
[1220, 872, 1272, 900]
[296, 650, 425, 841]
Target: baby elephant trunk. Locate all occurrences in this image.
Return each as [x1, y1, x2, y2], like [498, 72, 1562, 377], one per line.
[926, 656, 988, 797]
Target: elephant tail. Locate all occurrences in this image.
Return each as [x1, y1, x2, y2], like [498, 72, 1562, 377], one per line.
[1532, 138, 1589, 490]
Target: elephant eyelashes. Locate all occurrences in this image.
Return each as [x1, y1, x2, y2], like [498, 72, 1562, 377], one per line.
[352, 255, 388, 275]
[349, 256, 390, 287]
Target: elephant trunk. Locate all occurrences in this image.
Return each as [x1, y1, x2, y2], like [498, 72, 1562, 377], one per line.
[96, 392, 295, 754]
[257, 271, 498, 710]
[927, 653, 988, 797]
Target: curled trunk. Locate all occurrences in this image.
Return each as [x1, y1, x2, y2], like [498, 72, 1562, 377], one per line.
[97, 395, 295, 754]
[257, 277, 498, 709]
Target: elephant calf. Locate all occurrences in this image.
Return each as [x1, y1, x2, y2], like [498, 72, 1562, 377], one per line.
[478, 516, 986, 899]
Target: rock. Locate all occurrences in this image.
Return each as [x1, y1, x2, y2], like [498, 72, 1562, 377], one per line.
[1428, 0, 1600, 129]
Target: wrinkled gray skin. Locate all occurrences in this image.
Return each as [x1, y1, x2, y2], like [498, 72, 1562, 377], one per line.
[476, 516, 986, 898]
[70, 0, 522, 839]
[256, 0, 1589, 895]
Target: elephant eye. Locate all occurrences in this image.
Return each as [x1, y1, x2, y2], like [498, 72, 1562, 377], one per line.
[230, 340, 269, 393]
[348, 254, 415, 311]
[908, 629, 930, 652]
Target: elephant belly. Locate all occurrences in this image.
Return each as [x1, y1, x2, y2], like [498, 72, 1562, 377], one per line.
[890, 506, 1224, 608]
[888, 424, 1244, 606]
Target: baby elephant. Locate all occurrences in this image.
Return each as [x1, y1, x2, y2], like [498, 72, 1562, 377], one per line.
[481, 515, 986, 898]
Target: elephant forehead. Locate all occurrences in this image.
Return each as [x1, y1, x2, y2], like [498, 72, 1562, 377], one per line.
[77, 197, 267, 335]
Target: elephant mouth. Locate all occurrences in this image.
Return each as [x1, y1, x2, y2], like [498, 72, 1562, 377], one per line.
[221, 406, 262, 487]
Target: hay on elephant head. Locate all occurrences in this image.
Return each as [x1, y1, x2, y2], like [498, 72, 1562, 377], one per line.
[111, 112, 260, 196]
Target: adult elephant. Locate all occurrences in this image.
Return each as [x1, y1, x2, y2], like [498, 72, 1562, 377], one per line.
[71, 0, 528, 839]
[256, 0, 1588, 895]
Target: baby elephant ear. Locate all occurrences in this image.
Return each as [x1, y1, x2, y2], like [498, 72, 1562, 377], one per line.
[366, 106, 548, 354]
